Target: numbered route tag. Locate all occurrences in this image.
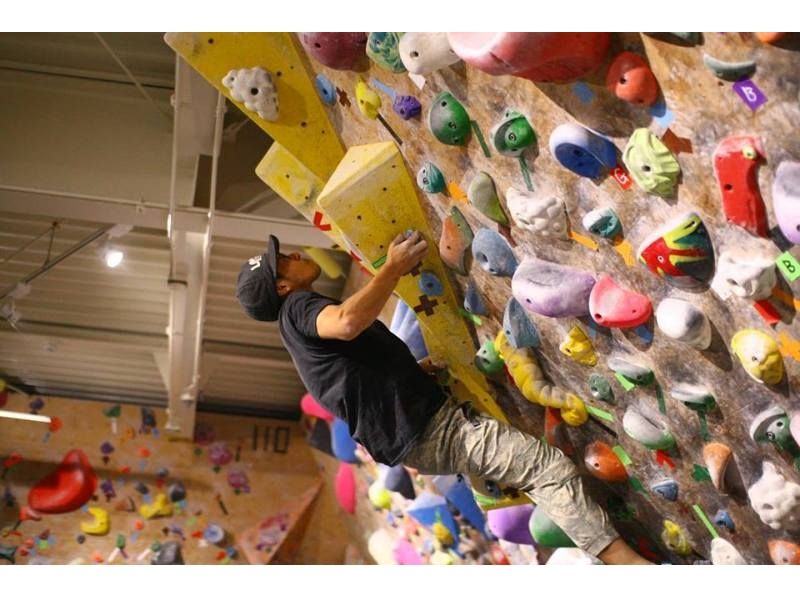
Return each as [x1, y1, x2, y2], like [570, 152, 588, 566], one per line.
[776, 251, 800, 282]
[611, 165, 633, 190]
[733, 79, 767, 111]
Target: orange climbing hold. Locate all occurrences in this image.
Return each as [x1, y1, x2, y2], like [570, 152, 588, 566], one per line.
[584, 441, 628, 482]
[606, 52, 659, 106]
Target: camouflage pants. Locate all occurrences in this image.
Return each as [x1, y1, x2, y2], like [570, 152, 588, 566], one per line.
[404, 399, 619, 556]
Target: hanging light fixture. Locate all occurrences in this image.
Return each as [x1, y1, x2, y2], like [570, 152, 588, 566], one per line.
[103, 246, 124, 268]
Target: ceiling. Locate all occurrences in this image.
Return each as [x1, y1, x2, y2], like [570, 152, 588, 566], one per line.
[0, 33, 350, 420]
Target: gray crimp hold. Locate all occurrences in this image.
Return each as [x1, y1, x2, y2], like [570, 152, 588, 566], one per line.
[472, 229, 518, 277]
[608, 356, 654, 385]
[702, 54, 756, 82]
[464, 279, 488, 316]
[502, 298, 540, 349]
[152, 541, 184, 565]
[168, 481, 186, 503]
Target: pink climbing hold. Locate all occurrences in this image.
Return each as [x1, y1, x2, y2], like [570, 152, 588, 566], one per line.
[393, 538, 424, 565]
[300, 393, 334, 423]
[589, 275, 652, 328]
[713, 136, 768, 237]
[334, 462, 357, 514]
[790, 412, 800, 448]
[447, 33, 610, 83]
[27, 449, 97, 514]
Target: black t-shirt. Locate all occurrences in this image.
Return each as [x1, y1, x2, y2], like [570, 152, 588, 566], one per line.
[278, 290, 446, 465]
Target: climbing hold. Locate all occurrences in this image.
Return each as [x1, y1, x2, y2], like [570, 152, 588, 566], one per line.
[529, 508, 576, 548]
[583, 207, 622, 239]
[622, 128, 681, 197]
[222, 67, 279, 122]
[167, 481, 186, 503]
[703, 442, 733, 492]
[584, 442, 628, 482]
[559, 326, 597, 366]
[331, 418, 359, 463]
[472, 229, 518, 277]
[750, 406, 798, 452]
[506, 187, 568, 240]
[418, 271, 444, 297]
[755, 32, 786, 43]
[511, 257, 596, 318]
[671, 384, 716, 413]
[651, 479, 679, 502]
[428, 91, 471, 146]
[203, 523, 225, 545]
[79, 507, 109, 535]
[588, 374, 613, 403]
[334, 462, 356, 514]
[314, 74, 336, 105]
[487, 504, 535, 545]
[384, 465, 416, 500]
[607, 356, 654, 386]
[416, 162, 446, 194]
[589, 275, 652, 329]
[622, 406, 675, 450]
[469, 476, 530, 511]
[605, 52, 659, 106]
[464, 280, 488, 316]
[368, 480, 393, 510]
[661, 520, 692, 556]
[467, 172, 508, 226]
[716, 249, 777, 301]
[439, 206, 474, 275]
[134, 481, 149, 495]
[447, 32, 610, 83]
[298, 33, 369, 71]
[475, 339, 504, 375]
[549, 123, 617, 178]
[645, 32, 700, 45]
[792, 412, 800, 448]
[702, 54, 756, 82]
[768, 540, 800, 565]
[398, 32, 459, 75]
[713, 510, 735, 531]
[227, 469, 250, 493]
[152, 541, 184, 565]
[355, 80, 381, 119]
[0, 543, 17, 564]
[748, 462, 800, 531]
[28, 449, 97, 514]
[502, 298, 540, 350]
[393, 538, 424, 565]
[300, 393, 334, 423]
[432, 519, 454, 547]
[545, 407, 575, 457]
[655, 298, 711, 350]
[637, 212, 715, 290]
[366, 33, 406, 73]
[731, 329, 784, 385]
[713, 136, 767, 237]
[711, 538, 747, 565]
[772, 161, 800, 244]
[491, 110, 536, 157]
[139, 493, 172, 519]
[392, 95, 421, 120]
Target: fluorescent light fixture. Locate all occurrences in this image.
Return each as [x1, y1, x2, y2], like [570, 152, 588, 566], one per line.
[104, 248, 124, 268]
[0, 409, 51, 424]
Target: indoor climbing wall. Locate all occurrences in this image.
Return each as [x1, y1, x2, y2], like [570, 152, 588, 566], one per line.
[169, 32, 800, 564]
[0, 393, 358, 564]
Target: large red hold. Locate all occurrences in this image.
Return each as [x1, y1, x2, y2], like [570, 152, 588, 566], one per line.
[605, 52, 659, 106]
[713, 136, 768, 237]
[298, 33, 369, 71]
[27, 449, 97, 514]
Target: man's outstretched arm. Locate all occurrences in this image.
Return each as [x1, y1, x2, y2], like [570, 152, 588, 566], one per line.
[316, 231, 428, 341]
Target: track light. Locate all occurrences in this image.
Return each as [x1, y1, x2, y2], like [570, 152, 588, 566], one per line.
[103, 247, 124, 268]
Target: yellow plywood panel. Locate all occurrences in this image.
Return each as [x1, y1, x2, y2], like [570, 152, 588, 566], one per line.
[317, 142, 506, 422]
[165, 32, 344, 180]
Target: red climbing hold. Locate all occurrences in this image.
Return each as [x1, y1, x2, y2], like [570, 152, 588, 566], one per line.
[713, 136, 768, 237]
[544, 408, 575, 457]
[584, 441, 628, 483]
[589, 275, 652, 329]
[300, 393, 334, 423]
[605, 52, 659, 106]
[334, 462, 357, 514]
[27, 449, 97, 514]
[298, 33, 369, 72]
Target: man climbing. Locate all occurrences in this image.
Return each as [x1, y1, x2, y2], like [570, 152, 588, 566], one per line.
[236, 232, 651, 565]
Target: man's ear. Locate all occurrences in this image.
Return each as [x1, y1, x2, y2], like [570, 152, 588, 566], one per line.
[276, 278, 294, 297]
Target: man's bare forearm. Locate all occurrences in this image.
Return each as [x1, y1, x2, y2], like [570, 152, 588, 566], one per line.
[337, 265, 402, 337]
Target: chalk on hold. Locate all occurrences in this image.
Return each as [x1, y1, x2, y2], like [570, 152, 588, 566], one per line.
[731, 329, 784, 385]
[655, 298, 711, 349]
[439, 206, 474, 275]
[650, 479, 679, 501]
[399, 32, 459, 75]
[589, 275, 652, 329]
[750, 406, 798, 452]
[587, 374, 613, 403]
[622, 405, 675, 450]
[622, 128, 681, 197]
[463, 279, 488, 316]
[355, 80, 381, 119]
[713, 136, 768, 237]
[472, 229, 518, 277]
[475, 340, 504, 375]
[769, 540, 800, 565]
[583, 207, 621, 239]
[671, 384, 716, 413]
[549, 123, 617, 179]
[703, 442, 733, 493]
[502, 298, 540, 350]
[661, 520, 692, 556]
[511, 257, 595, 318]
[559, 325, 597, 366]
[772, 161, 800, 244]
[468, 172, 508, 226]
[392, 95, 421, 120]
[80, 507, 110, 536]
[139, 493, 172, 520]
[298, 33, 369, 71]
[715, 249, 777, 301]
[584, 442, 628, 482]
[711, 538, 747, 565]
[428, 92, 471, 146]
[491, 110, 536, 157]
[152, 540, 184, 565]
[222, 67, 279, 122]
[529, 508, 576, 548]
[637, 212, 715, 290]
[747, 462, 800, 531]
[608, 356, 653, 385]
[606, 52, 659, 106]
[506, 187, 568, 240]
[366, 33, 406, 73]
[416, 162, 446, 194]
[702, 53, 756, 82]
[487, 504, 535, 545]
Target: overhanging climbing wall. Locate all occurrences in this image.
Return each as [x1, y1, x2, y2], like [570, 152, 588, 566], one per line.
[172, 32, 800, 564]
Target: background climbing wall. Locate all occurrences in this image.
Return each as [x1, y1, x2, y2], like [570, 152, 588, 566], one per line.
[300, 33, 800, 564]
[0, 392, 360, 564]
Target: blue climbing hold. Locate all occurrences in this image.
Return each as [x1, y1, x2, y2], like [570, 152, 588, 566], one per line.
[315, 74, 336, 105]
[331, 418, 359, 463]
[650, 479, 678, 502]
[393, 95, 422, 120]
[384, 464, 416, 500]
[418, 271, 443, 297]
[502, 297, 540, 349]
[713, 510, 735, 532]
[549, 122, 617, 179]
[464, 279, 488, 316]
[472, 229, 518, 277]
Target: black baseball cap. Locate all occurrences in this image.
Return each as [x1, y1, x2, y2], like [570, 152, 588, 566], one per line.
[236, 235, 282, 322]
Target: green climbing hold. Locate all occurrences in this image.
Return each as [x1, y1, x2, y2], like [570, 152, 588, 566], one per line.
[692, 464, 712, 482]
[103, 404, 121, 418]
[366, 33, 406, 73]
[416, 162, 446, 193]
[529, 508, 576, 548]
[475, 339, 504, 375]
[622, 128, 681, 197]
[588, 374, 614, 403]
[467, 171, 508, 226]
[428, 92, 471, 146]
[491, 110, 536, 156]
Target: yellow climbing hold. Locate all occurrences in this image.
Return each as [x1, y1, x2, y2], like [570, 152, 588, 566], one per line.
[139, 493, 173, 520]
[661, 519, 692, 556]
[432, 521, 454, 547]
[368, 481, 392, 510]
[355, 80, 382, 120]
[559, 325, 597, 366]
[80, 507, 110, 536]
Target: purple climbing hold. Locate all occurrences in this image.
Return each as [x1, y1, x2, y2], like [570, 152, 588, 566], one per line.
[511, 257, 596, 318]
[472, 229, 518, 277]
[100, 479, 116, 499]
[29, 397, 45, 413]
[393, 95, 422, 120]
[487, 504, 535, 545]
[227, 470, 251, 493]
[207, 443, 232, 466]
[100, 441, 115, 455]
